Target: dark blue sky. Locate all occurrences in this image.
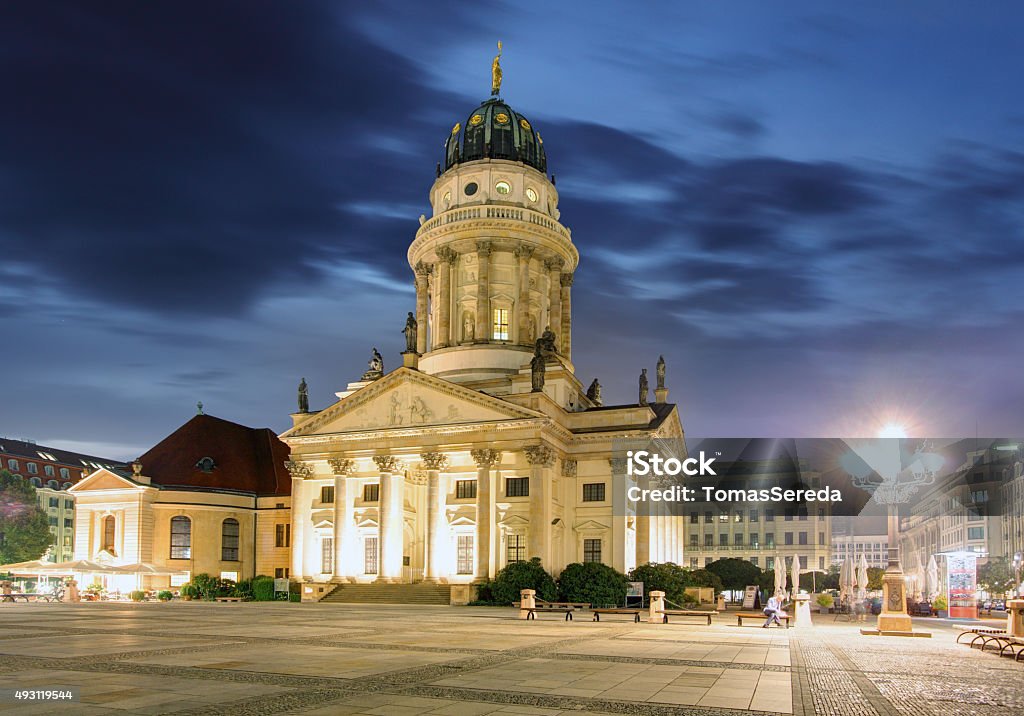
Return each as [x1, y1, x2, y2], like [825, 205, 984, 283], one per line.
[2, 1, 1022, 460]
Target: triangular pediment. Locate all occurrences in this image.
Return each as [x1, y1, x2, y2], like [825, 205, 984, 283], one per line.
[573, 518, 610, 532]
[499, 514, 530, 528]
[68, 468, 145, 493]
[283, 368, 544, 438]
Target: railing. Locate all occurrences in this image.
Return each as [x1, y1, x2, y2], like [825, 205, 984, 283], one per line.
[416, 205, 572, 241]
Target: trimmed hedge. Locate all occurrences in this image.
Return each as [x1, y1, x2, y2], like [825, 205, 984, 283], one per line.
[557, 562, 628, 608]
[252, 575, 276, 601]
[491, 558, 556, 605]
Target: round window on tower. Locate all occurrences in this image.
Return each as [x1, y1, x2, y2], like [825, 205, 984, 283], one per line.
[525, 187, 538, 203]
[464, 182, 478, 196]
[495, 181, 511, 195]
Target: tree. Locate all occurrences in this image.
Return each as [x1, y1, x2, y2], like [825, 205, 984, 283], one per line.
[705, 558, 761, 592]
[867, 567, 885, 590]
[0, 469, 53, 564]
[491, 558, 557, 605]
[686, 568, 724, 595]
[977, 557, 1016, 597]
[557, 562, 628, 607]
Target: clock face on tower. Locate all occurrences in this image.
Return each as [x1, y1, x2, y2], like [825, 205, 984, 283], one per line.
[495, 181, 511, 195]
[526, 187, 538, 203]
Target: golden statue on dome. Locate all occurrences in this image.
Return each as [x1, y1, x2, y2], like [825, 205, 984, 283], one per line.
[491, 40, 503, 96]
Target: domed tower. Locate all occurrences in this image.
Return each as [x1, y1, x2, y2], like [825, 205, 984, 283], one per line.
[409, 58, 578, 394]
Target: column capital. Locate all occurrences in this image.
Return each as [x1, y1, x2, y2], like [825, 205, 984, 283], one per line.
[560, 272, 575, 288]
[544, 255, 565, 272]
[284, 460, 314, 479]
[513, 244, 535, 261]
[328, 458, 356, 476]
[373, 455, 404, 473]
[608, 457, 628, 474]
[476, 240, 492, 257]
[414, 260, 434, 277]
[420, 452, 449, 471]
[436, 246, 459, 265]
[561, 459, 577, 478]
[524, 444, 557, 467]
[471, 448, 502, 468]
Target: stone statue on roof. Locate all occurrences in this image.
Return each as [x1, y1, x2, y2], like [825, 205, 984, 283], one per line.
[297, 377, 309, 413]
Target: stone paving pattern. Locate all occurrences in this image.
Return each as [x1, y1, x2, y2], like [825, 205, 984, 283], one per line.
[0, 602, 1021, 715]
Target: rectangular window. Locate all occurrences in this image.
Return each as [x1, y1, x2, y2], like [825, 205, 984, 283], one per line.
[704, 511, 713, 524]
[798, 507, 808, 520]
[363, 483, 379, 502]
[719, 533, 728, 546]
[719, 513, 729, 523]
[275, 568, 285, 579]
[690, 534, 698, 548]
[457, 534, 474, 574]
[220, 571, 238, 582]
[799, 556, 808, 569]
[582, 483, 605, 502]
[48, 516, 58, 526]
[750, 557, 758, 567]
[799, 532, 808, 545]
[583, 538, 601, 563]
[364, 537, 378, 574]
[59, 467, 69, 479]
[818, 531, 825, 546]
[784, 508, 794, 521]
[689, 511, 698, 524]
[819, 556, 825, 570]
[170, 517, 191, 559]
[492, 308, 510, 340]
[27, 462, 38, 474]
[704, 533, 713, 547]
[506, 534, 526, 563]
[704, 556, 712, 567]
[968, 527, 984, 540]
[321, 485, 335, 504]
[44, 465, 54, 477]
[321, 537, 334, 574]
[455, 480, 477, 499]
[749, 509, 759, 522]
[275, 523, 291, 548]
[734, 511, 743, 523]
[817, 508, 825, 519]
[765, 533, 775, 548]
[765, 508, 775, 522]
[64, 518, 72, 528]
[690, 557, 699, 569]
[785, 532, 794, 545]
[506, 477, 529, 497]
[48, 497, 59, 508]
[222, 519, 240, 561]
[7, 459, 18, 471]
[734, 533, 743, 546]
[750, 534, 759, 548]
[766, 557, 775, 570]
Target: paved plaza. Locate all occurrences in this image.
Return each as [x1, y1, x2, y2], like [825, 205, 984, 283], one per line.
[0, 603, 1022, 715]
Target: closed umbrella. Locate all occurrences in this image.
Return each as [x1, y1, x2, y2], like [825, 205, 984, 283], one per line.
[926, 555, 939, 600]
[840, 558, 853, 606]
[856, 553, 870, 601]
[914, 563, 926, 601]
[774, 553, 786, 597]
[790, 555, 801, 599]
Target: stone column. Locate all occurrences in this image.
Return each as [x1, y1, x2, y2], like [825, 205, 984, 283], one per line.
[421, 452, 449, 582]
[374, 456, 404, 582]
[560, 272, 573, 360]
[413, 261, 432, 354]
[544, 256, 564, 351]
[514, 245, 534, 345]
[328, 458, 355, 580]
[475, 241, 491, 342]
[435, 247, 458, 349]
[471, 449, 502, 581]
[285, 460, 313, 579]
[525, 445, 556, 566]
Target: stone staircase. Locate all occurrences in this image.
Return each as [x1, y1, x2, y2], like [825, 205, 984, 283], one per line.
[319, 582, 451, 605]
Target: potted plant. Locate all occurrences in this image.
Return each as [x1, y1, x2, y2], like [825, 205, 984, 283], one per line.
[129, 590, 146, 602]
[157, 590, 173, 602]
[816, 593, 834, 613]
[180, 583, 198, 601]
[933, 594, 948, 618]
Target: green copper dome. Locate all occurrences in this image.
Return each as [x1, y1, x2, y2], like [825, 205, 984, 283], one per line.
[444, 98, 548, 174]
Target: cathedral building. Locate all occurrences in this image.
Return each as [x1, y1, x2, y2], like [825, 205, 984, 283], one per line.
[281, 63, 686, 594]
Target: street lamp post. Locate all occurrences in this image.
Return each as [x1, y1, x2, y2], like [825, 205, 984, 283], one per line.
[1014, 552, 1022, 598]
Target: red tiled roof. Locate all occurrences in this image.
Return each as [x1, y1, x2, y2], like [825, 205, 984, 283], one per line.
[136, 414, 290, 496]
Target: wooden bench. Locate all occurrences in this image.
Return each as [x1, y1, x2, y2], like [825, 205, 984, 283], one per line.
[737, 612, 790, 628]
[1, 593, 57, 603]
[526, 605, 575, 621]
[659, 609, 715, 625]
[537, 600, 589, 610]
[592, 608, 642, 623]
[215, 596, 243, 602]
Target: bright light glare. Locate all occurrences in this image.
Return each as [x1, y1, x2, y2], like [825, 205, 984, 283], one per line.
[877, 423, 908, 439]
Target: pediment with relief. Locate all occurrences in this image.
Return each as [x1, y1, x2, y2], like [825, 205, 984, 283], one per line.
[284, 368, 543, 438]
[68, 468, 145, 493]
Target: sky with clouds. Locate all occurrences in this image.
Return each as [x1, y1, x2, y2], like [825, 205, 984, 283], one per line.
[2, 1, 1022, 460]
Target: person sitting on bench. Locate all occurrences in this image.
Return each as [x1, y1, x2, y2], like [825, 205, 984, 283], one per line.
[763, 594, 787, 628]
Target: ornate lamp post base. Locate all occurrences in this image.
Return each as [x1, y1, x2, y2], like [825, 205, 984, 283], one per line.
[876, 565, 913, 632]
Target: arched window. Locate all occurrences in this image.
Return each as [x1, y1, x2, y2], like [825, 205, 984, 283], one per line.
[46, 480, 59, 490]
[29, 477, 42, 488]
[6, 458, 17, 471]
[59, 467, 69, 479]
[102, 515, 116, 555]
[221, 518, 239, 561]
[170, 516, 191, 559]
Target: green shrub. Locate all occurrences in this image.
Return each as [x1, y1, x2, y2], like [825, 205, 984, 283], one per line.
[232, 579, 253, 600]
[491, 558, 556, 605]
[680, 591, 700, 608]
[816, 593, 834, 609]
[252, 575, 275, 601]
[933, 594, 947, 610]
[215, 578, 236, 598]
[557, 562, 628, 608]
[628, 562, 688, 606]
[288, 581, 301, 602]
[179, 583, 198, 599]
[191, 573, 219, 600]
[156, 590, 173, 602]
[474, 580, 495, 604]
[129, 590, 146, 602]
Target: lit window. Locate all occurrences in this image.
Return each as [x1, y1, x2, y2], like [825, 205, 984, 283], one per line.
[170, 516, 191, 559]
[321, 537, 333, 574]
[455, 480, 477, 499]
[457, 535, 474, 574]
[506, 534, 525, 563]
[582, 483, 605, 502]
[363, 483, 379, 502]
[505, 477, 529, 497]
[320, 485, 335, 504]
[583, 538, 601, 563]
[492, 308, 509, 340]
[275, 523, 290, 548]
[221, 518, 240, 561]
[364, 536, 378, 574]
[103, 515, 116, 555]
[494, 180, 511, 195]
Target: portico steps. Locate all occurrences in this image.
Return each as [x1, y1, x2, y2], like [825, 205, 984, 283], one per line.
[320, 582, 451, 605]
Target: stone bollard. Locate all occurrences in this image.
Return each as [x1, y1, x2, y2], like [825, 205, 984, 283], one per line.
[649, 590, 666, 623]
[1007, 599, 1024, 637]
[66, 579, 80, 603]
[716, 594, 726, 611]
[794, 592, 813, 628]
[519, 589, 536, 620]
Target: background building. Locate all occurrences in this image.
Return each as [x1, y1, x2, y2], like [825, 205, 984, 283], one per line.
[0, 437, 125, 562]
[830, 533, 888, 569]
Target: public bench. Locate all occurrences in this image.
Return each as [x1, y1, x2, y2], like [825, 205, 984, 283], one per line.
[956, 626, 1006, 648]
[525, 605, 576, 621]
[659, 609, 715, 625]
[592, 608, 642, 623]
[737, 611, 790, 628]
[1, 593, 58, 603]
[214, 596, 243, 603]
[996, 636, 1024, 662]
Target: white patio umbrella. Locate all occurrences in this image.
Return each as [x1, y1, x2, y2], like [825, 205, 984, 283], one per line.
[774, 553, 786, 597]
[914, 564, 926, 601]
[790, 555, 801, 599]
[0, 559, 54, 574]
[116, 563, 189, 590]
[926, 555, 939, 600]
[856, 553, 870, 601]
[840, 558, 854, 605]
